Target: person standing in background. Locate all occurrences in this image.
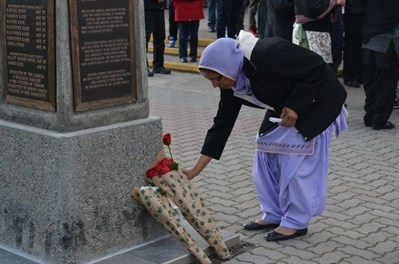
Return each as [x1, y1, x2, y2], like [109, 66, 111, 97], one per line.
[216, 0, 243, 38]
[207, 0, 217, 32]
[343, 0, 366, 88]
[292, 0, 346, 73]
[237, 0, 249, 34]
[329, 7, 344, 77]
[174, 0, 204, 63]
[144, 0, 171, 75]
[257, 0, 268, 38]
[248, 0, 260, 36]
[361, 0, 399, 130]
[264, 0, 295, 41]
[167, 0, 178, 47]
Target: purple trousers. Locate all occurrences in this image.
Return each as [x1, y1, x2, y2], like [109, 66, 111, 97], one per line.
[252, 108, 347, 229]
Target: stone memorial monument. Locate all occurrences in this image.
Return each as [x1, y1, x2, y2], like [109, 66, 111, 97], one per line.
[0, 0, 167, 263]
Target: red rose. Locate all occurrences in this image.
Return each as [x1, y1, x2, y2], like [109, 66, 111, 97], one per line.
[146, 158, 174, 178]
[163, 133, 171, 146]
[146, 167, 158, 178]
[146, 133, 179, 178]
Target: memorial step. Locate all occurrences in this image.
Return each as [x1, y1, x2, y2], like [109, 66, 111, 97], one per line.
[94, 230, 239, 264]
[0, 215, 240, 264]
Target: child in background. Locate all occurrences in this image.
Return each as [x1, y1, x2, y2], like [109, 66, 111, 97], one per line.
[174, 0, 204, 63]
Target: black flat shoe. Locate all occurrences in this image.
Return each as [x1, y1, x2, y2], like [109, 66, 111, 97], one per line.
[265, 228, 308, 241]
[344, 80, 361, 88]
[243, 221, 279, 231]
[372, 121, 395, 130]
[153, 67, 171, 74]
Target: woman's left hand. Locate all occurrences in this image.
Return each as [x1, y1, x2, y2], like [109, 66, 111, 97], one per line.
[280, 107, 298, 127]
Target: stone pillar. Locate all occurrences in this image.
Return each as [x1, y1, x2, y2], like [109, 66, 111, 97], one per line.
[0, 0, 166, 263]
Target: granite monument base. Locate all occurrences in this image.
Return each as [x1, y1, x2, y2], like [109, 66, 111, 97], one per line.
[0, 116, 167, 264]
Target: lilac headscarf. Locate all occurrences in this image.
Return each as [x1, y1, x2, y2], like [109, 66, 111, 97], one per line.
[198, 38, 248, 92]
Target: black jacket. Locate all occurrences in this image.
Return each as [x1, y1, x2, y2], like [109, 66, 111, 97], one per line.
[345, 0, 366, 15]
[362, 0, 399, 44]
[265, 0, 295, 41]
[201, 37, 347, 160]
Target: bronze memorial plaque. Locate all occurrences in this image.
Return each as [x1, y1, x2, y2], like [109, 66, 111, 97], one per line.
[69, 0, 137, 112]
[3, 0, 55, 111]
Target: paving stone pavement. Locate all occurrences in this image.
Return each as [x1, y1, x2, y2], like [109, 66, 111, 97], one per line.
[147, 71, 399, 264]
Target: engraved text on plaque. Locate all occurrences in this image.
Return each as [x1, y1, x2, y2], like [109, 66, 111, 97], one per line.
[3, 0, 55, 111]
[70, 0, 137, 112]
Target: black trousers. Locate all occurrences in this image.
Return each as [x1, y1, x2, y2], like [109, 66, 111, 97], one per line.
[216, 0, 243, 38]
[168, 4, 178, 40]
[362, 44, 399, 126]
[329, 12, 343, 76]
[178, 21, 200, 59]
[145, 9, 166, 69]
[343, 13, 364, 82]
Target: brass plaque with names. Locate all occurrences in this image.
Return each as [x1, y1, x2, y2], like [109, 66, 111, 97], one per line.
[69, 0, 137, 112]
[3, 0, 55, 111]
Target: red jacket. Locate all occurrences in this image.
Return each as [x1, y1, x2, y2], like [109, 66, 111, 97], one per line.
[174, 0, 204, 22]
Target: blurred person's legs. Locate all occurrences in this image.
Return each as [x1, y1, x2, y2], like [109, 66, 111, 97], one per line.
[188, 21, 200, 62]
[216, 0, 227, 38]
[216, 0, 243, 38]
[168, 2, 178, 47]
[145, 9, 157, 76]
[329, 11, 343, 76]
[178, 22, 189, 62]
[216, 0, 230, 38]
[343, 13, 364, 87]
[207, 0, 217, 32]
[248, 0, 259, 35]
[257, 0, 267, 38]
[236, 0, 248, 33]
[151, 9, 170, 74]
[230, 0, 244, 38]
[362, 45, 398, 129]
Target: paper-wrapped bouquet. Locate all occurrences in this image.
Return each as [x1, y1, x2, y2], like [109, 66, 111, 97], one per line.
[131, 133, 230, 263]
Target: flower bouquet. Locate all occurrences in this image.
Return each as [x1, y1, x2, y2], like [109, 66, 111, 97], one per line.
[131, 186, 211, 263]
[131, 133, 231, 263]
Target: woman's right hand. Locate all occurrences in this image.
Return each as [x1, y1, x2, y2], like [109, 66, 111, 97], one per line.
[182, 154, 212, 180]
[182, 168, 200, 180]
